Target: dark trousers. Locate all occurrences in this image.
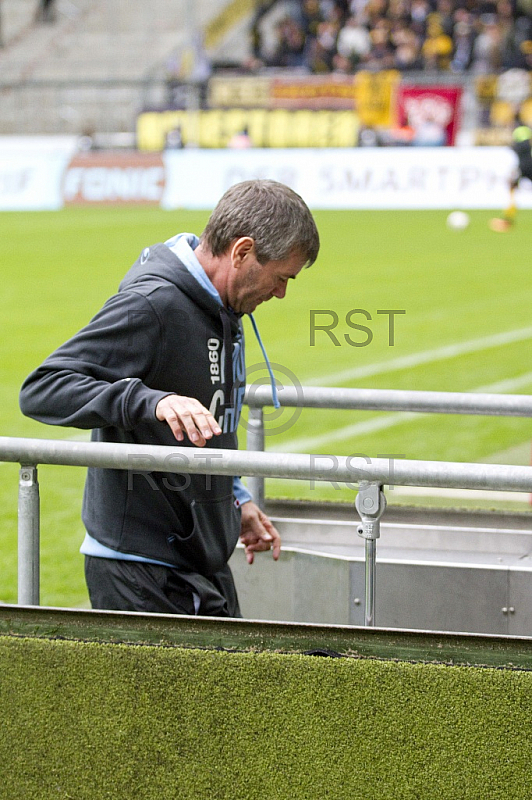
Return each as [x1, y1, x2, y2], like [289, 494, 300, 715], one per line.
[85, 556, 241, 618]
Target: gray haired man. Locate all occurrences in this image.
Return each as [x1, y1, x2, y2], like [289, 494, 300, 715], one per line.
[20, 180, 320, 617]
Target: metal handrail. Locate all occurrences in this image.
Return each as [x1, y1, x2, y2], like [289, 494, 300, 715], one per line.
[244, 385, 532, 415]
[1, 437, 532, 491]
[243, 385, 532, 507]
[2, 434, 532, 627]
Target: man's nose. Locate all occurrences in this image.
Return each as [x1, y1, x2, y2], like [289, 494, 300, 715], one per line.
[272, 282, 287, 299]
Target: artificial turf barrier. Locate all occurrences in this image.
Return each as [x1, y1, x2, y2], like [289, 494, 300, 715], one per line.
[1, 632, 532, 799]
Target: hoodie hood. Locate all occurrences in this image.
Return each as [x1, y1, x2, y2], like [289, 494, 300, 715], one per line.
[119, 240, 227, 323]
[121, 234, 280, 409]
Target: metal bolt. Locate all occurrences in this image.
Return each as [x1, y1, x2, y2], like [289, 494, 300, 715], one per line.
[353, 598, 361, 606]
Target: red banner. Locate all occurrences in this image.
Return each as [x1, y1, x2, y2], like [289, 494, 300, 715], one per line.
[63, 152, 165, 205]
[396, 86, 463, 146]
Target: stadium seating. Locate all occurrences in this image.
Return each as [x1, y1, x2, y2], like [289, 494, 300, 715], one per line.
[0, 0, 244, 133]
[0, 0, 235, 81]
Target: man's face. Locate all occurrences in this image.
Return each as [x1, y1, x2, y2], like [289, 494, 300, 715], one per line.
[229, 246, 306, 315]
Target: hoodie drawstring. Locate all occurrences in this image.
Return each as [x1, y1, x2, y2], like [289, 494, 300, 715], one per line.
[219, 308, 234, 411]
[248, 313, 280, 409]
[218, 309, 280, 413]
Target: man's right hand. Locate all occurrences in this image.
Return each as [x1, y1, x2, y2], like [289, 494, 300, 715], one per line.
[155, 394, 222, 446]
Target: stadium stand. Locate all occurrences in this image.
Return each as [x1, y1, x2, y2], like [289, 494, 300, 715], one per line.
[0, 0, 237, 80]
[249, 0, 532, 74]
[0, 0, 246, 133]
[0, 0, 530, 138]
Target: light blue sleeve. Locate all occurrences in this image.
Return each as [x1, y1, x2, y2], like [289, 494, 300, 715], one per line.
[233, 476, 253, 507]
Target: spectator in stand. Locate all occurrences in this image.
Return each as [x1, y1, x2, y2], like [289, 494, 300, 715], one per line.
[471, 17, 504, 72]
[365, 17, 397, 70]
[270, 16, 307, 67]
[301, 0, 325, 40]
[325, 1, 350, 26]
[421, 15, 454, 70]
[336, 14, 372, 68]
[308, 19, 342, 72]
[434, 0, 455, 36]
[500, 2, 532, 68]
[409, 0, 431, 37]
[348, 0, 371, 17]
[520, 38, 532, 70]
[391, 19, 423, 69]
[364, 0, 389, 27]
[450, 13, 476, 72]
[388, 0, 412, 21]
[332, 51, 356, 71]
[252, 0, 532, 76]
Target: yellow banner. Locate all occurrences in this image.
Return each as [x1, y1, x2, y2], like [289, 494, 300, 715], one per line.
[354, 71, 401, 127]
[208, 76, 271, 108]
[137, 108, 360, 151]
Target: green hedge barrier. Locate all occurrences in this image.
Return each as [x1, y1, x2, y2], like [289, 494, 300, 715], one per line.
[1, 634, 532, 799]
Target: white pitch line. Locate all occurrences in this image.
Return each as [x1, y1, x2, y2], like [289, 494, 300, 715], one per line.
[273, 370, 532, 453]
[265, 479, 532, 503]
[389, 486, 531, 503]
[274, 412, 415, 452]
[261, 478, 532, 503]
[474, 372, 532, 394]
[305, 325, 532, 387]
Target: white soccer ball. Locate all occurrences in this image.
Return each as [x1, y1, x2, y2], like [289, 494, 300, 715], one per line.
[446, 211, 470, 230]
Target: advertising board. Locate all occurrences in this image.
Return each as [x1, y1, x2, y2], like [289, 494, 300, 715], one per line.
[0, 139, 528, 211]
[63, 152, 165, 205]
[161, 146, 523, 210]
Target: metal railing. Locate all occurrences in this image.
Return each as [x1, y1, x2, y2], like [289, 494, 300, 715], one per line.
[245, 385, 532, 507]
[3, 380, 532, 627]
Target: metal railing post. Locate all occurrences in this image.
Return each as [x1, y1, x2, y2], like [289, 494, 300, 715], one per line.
[18, 464, 40, 605]
[356, 482, 386, 627]
[246, 406, 265, 509]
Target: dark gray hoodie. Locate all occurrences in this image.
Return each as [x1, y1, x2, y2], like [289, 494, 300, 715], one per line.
[20, 243, 246, 576]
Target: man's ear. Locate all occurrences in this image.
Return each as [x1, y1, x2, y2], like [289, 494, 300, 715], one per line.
[230, 237, 255, 269]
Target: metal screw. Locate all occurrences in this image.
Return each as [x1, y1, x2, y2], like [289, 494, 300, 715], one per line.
[362, 496, 376, 511]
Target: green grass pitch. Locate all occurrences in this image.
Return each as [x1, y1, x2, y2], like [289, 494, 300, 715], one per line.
[1, 206, 532, 606]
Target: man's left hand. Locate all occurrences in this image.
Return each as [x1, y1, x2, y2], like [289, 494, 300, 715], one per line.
[239, 501, 281, 565]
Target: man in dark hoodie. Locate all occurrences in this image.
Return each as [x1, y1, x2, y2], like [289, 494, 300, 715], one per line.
[20, 179, 320, 617]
